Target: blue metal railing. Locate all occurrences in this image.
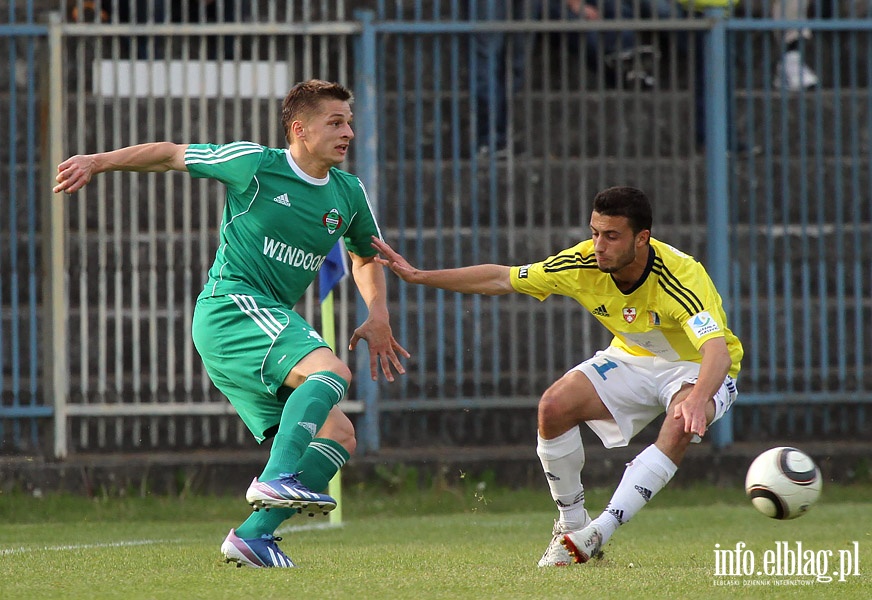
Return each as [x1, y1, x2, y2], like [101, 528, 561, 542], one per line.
[2, 1, 870, 455]
[0, 7, 48, 451]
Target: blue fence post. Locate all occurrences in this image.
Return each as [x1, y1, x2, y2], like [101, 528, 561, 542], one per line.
[352, 9, 380, 453]
[704, 7, 733, 449]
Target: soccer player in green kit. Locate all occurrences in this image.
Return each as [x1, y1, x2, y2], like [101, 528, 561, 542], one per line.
[53, 79, 410, 568]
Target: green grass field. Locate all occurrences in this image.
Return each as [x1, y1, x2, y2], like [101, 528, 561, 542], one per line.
[1, 481, 869, 599]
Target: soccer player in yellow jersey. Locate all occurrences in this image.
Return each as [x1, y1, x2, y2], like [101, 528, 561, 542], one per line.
[372, 185, 743, 567]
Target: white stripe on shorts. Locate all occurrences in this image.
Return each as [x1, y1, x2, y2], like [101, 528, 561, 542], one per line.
[228, 294, 284, 340]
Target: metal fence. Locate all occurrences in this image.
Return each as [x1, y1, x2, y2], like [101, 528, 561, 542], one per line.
[1, 0, 870, 457]
[1, 2, 48, 453]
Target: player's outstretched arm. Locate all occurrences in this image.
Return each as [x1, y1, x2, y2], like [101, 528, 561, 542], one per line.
[371, 237, 514, 296]
[347, 251, 411, 382]
[53, 142, 189, 194]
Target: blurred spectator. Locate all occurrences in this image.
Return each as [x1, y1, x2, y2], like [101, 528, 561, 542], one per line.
[665, 0, 733, 148]
[68, 0, 250, 60]
[470, 0, 667, 157]
[171, 0, 252, 60]
[69, 0, 165, 58]
[771, 0, 819, 90]
[469, 0, 528, 157]
[550, 0, 666, 89]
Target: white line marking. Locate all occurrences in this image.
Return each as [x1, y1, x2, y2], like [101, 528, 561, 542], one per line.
[275, 521, 344, 535]
[3, 524, 345, 556]
[0, 538, 182, 556]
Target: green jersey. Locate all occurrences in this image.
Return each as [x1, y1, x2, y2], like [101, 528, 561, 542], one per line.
[185, 141, 381, 305]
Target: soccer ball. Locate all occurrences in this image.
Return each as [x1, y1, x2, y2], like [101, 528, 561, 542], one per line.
[744, 446, 822, 520]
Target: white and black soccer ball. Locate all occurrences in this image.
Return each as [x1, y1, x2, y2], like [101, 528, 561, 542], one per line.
[744, 446, 822, 520]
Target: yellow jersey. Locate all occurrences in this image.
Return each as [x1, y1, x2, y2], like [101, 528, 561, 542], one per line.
[509, 237, 743, 377]
[677, 0, 737, 9]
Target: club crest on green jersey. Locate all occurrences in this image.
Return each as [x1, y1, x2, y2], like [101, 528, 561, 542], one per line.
[323, 208, 343, 234]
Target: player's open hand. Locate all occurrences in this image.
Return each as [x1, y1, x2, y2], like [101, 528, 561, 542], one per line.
[371, 237, 419, 283]
[54, 155, 96, 194]
[674, 396, 708, 438]
[348, 317, 410, 382]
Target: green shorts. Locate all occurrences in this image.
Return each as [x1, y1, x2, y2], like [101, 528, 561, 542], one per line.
[192, 291, 331, 442]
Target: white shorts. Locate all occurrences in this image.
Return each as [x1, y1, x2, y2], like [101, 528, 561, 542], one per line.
[573, 346, 738, 449]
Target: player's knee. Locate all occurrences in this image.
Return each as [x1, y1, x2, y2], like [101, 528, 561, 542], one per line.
[287, 353, 353, 389]
[659, 405, 695, 444]
[663, 403, 684, 431]
[332, 362, 353, 386]
[537, 390, 571, 437]
[317, 360, 352, 387]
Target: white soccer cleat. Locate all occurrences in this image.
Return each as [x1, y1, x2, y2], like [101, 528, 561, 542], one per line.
[537, 518, 590, 567]
[561, 523, 604, 564]
[773, 50, 819, 91]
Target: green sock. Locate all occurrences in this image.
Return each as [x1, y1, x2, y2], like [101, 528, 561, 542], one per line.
[234, 438, 350, 539]
[235, 507, 294, 539]
[295, 438, 351, 492]
[259, 371, 347, 482]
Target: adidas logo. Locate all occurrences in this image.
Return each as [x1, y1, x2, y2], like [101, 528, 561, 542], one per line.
[557, 490, 586, 508]
[607, 507, 625, 524]
[273, 193, 290, 207]
[280, 482, 316, 498]
[544, 471, 561, 481]
[635, 485, 653, 502]
[297, 421, 317, 437]
[592, 304, 610, 317]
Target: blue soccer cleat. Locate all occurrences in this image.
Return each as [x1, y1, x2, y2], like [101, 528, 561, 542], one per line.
[245, 472, 337, 515]
[221, 529, 296, 568]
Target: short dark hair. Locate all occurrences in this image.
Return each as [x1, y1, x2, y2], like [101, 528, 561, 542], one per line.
[592, 186, 653, 234]
[281, 79, 354, 144]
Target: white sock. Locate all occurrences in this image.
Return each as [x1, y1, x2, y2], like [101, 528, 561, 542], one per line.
[536, 427, 590, 528]
[592, 444, 678, 543]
